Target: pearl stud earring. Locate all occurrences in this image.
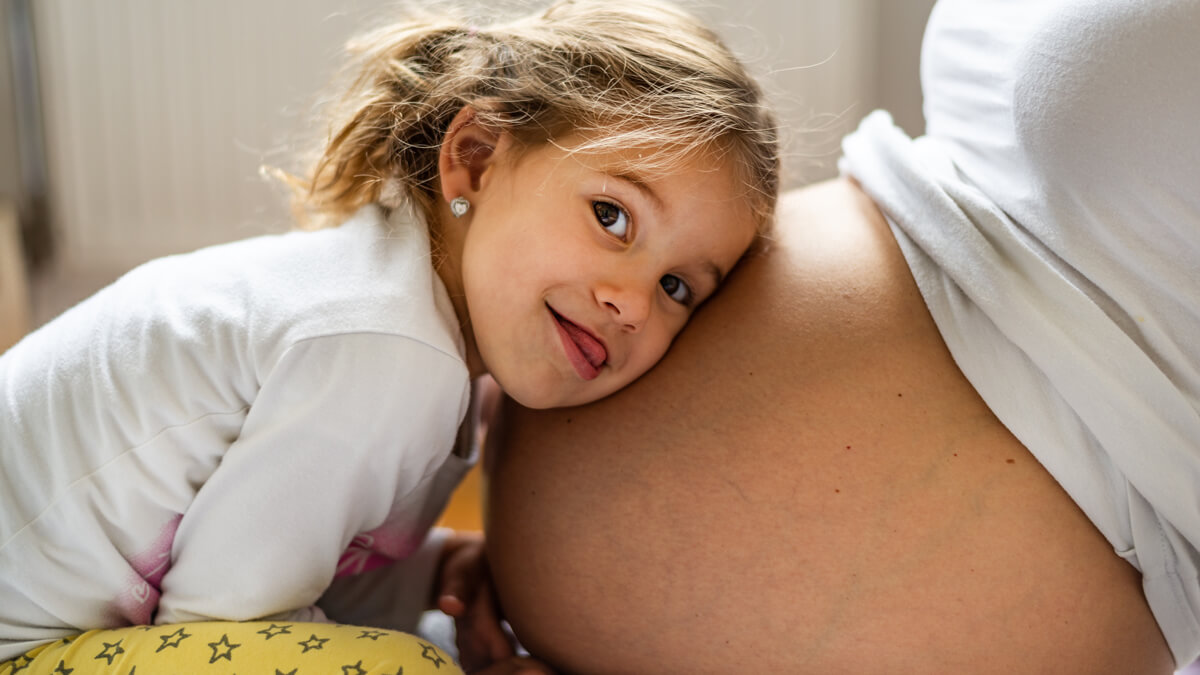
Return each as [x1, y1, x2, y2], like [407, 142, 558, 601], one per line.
[450, 196, 470, 218]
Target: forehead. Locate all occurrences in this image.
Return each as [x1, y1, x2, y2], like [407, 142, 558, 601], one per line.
[538, 135, 751, 208]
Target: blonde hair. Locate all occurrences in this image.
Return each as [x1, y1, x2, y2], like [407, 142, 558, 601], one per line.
[286, 0, 779, 235]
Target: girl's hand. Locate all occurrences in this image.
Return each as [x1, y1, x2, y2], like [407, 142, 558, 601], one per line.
[435, 531, 516, 671]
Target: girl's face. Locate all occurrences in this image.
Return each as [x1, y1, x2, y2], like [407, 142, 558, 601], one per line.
[452, 136, 756, 409]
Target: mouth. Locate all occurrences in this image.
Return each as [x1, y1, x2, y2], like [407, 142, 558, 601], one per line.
[548, 304, 607, 381]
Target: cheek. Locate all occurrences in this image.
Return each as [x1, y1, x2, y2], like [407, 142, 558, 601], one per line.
[628, 318, 687, 374]
[461, 235, 519, 300]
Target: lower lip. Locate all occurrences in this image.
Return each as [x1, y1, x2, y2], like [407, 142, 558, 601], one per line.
[551, 310, 601, 381]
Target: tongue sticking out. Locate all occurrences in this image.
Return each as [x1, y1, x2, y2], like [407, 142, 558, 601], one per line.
[559, 318, 607, 368]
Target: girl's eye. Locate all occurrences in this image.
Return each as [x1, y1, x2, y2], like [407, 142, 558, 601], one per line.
[660, 274, 693, 305]
[593, 200, 629, 240]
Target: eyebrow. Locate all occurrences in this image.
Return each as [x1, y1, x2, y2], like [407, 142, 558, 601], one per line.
[609, 171, 665, 213]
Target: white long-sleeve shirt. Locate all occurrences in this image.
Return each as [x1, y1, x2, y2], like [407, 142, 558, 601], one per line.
[0, 203, 472, 661]
[841, 0, 1200, 666]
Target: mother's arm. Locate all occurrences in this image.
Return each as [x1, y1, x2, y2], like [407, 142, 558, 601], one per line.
[484, 179, 1173, 674]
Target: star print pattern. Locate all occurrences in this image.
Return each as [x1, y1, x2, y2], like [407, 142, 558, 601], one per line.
[258, 623, 293, 640]
[298, 634, 329, 653]
[207, 634, 240, 664]
[156, 627, 191, 653]
[421, 642, 447, 668]
[0, 622, 462, 674]
[94, 640, 126, 665]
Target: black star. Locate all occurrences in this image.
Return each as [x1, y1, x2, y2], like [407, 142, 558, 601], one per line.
[156, 627, 192, 653]
[207, 634, 240, 664]
[356, 629, 387, 641]
[298, 634, 329, 653]
[94, 640, 126, 665]
[341, 660, 367, 675]
[258, 623, 293, 640]
[8, 654, 33, 673]
[53, 661, 73, 675]
[420, 642, 447, 668]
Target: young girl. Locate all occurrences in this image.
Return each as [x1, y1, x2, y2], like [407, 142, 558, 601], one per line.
[0, 0, 778, 672]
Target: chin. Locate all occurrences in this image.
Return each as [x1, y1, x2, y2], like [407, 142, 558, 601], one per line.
[503, 389, 559, 411]
[494, 375, 567, 411]
[498, 375, 616, 411]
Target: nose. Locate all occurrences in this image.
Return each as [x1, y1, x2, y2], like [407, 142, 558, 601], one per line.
[594, 279, 652, 332]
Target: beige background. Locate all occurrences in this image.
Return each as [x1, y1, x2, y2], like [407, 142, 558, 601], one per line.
[1, 0, 934, 336]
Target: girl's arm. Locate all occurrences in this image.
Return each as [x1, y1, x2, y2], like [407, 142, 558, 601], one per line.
[155, 333, 469, 630]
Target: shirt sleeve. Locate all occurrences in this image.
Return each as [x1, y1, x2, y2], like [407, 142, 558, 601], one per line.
[155, 332, 469, 624]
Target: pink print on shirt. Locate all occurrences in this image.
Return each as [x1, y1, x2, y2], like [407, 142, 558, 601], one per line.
[112, 514, 182, 625]
[336, 524, 425, 577]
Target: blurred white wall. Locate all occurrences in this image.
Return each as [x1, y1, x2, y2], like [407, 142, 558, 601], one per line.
[18, 0, 934, 321]
[0, 2, 19, 203]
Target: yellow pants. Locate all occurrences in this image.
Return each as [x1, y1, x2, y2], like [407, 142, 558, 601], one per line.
[0, 621, 462, 674]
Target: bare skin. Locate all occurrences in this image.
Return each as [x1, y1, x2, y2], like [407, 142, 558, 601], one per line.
[484, 178, 1175, 674]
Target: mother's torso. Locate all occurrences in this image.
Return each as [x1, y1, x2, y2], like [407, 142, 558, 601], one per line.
[484, 179, 1173, 674]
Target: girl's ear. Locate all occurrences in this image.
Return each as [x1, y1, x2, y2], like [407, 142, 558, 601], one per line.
[438, 106, 504, 205]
